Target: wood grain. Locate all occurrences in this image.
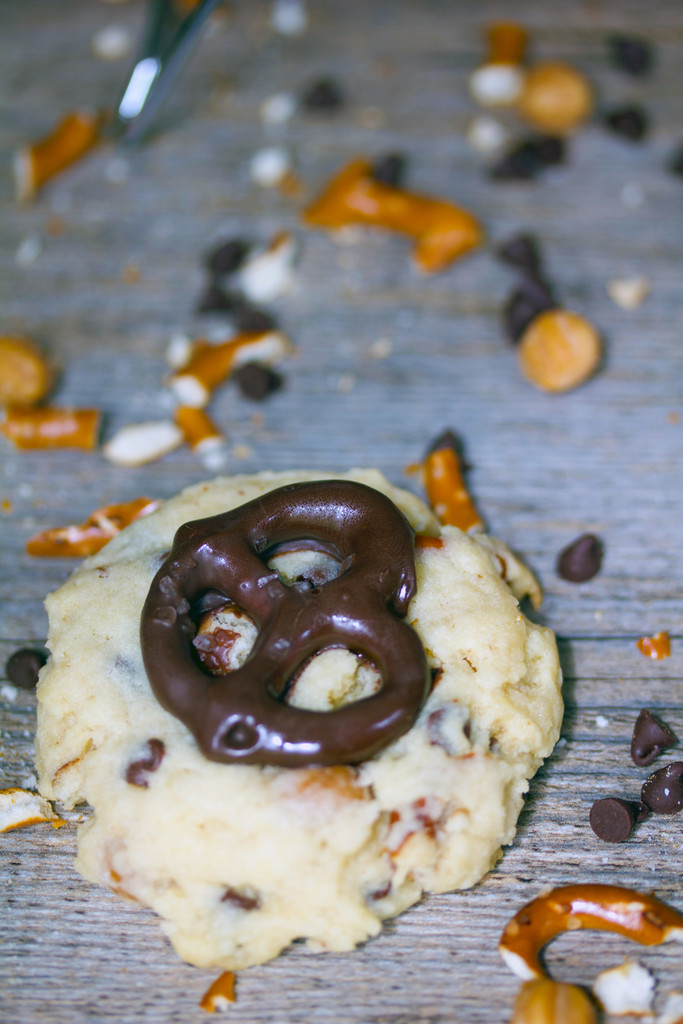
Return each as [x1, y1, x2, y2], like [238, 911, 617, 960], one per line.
[1, 1, 683, 1021]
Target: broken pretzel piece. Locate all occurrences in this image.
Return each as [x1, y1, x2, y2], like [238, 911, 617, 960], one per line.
[14, 110, 102, 203]
[511, 978, 598, 1024]
[500, 883, 683, 982]
[0, 788, 63, 832]
[199, 971, 236, 1012]
[174, 406, 224, 452]
[0, 336, 53, 407]
[1, 406, 100, 449]
[303, 159, 483, 273]
[421, 432, 483, 532]
[26, 496, 159, 557]
[169, 330, 292, 408]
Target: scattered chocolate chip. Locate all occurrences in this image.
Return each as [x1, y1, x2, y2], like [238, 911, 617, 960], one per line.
[490, 140, 541, 180]
[608, 35, 653, 77]
[5, 647, 48, 689]
[631, 709, 677, 767]
[205, 238, 249, 278]
[556, 533, 603, 583]
[532, 135, 566, 166]
[195, 283, 239, 315]
[125, 738, 166, 787]
[604, 104, 649, 141]
[231, 303, 277, 334]
[426, 428, 461, 457]
[589, 797, 641, 842]
[668, 144, 683, 177]
[233, 363, 283, 400]
[503, 276, 556, 343]
[641, 761, 683, 814]
[497, 233, 543, 275]
[222, 886, 261, 911]
[370, 153, 407, 188]
[301, 77, 345, 112]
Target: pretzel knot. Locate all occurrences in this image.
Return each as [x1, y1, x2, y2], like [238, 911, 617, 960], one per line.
[141, 480, 430, 767]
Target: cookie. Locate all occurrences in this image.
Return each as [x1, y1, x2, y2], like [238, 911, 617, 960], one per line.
[35, 470, 562, 970]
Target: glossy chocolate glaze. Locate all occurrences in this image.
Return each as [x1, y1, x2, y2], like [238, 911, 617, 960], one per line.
[140, 480, 429, 767]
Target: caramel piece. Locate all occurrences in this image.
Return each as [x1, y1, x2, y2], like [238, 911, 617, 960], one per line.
[1, 406, 100, 449]
[518, 310, 601, 393]
[303, 159, 482, 273]
[26, 496, 159, 557]
[14, 111, 102, 203]
[499, 884, 683, 981]
[519, 62, 593, 134]
[0, 336, 52, 406]
[636, 631, 671, 660]
[423, 447, 483, 532]
[487, 22, 527, 65]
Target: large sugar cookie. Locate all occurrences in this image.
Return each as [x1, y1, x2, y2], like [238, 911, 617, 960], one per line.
[35, 470, 562, 970]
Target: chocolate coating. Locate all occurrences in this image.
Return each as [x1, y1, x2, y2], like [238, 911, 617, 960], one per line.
[140, 481, 430, 767]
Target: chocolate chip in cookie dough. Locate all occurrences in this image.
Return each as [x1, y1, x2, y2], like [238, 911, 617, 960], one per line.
[222, 886, 261, 911]
[497, 233, 542, 275]
[301, 77, 345, 112]
[556, 533, 604, 582]
[125, 738, 166, 787]
[589, 797, 648, 842]
[631, 708, 677, 767]
[608, 35, 653, 77]
[641, 762, 683, 815]
[370, 153, 408, 188]
[5, 647, 48, 689]
[233, 363, 283, 400]
[604, 104, 649, 141]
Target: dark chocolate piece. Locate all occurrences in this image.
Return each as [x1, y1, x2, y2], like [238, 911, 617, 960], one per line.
[205, 239, 249, 278]
[503, 276, 556, 343]
[231, 304, 277, 334]
[140, 481, 429, 768]
[631, 708, 677, 767]
[125, 738, 166, 787]
[532, 135, 566, 166]
[589, 797, 640, 842]
[5, 647, 48, 690]
[370, 153, 407, 188]
[196, 283, 239, 315]
[605, 105, 649, 141]
[556, 533, 603, 582]
[497, 234, 542, 275]
[490, 140, 541, 181]
[608, 35, 653, 76]
[232, 363, 283, 400]
[301, 78, 345, 112]
[641, 762, 683, 814]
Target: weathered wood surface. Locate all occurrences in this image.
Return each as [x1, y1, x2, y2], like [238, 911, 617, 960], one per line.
[1, 1, 683, 1020]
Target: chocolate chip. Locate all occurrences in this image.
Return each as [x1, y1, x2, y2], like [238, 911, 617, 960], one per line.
[222, 886, 260, 911]
[125, 738, 166, 787]
[503, 276, 556, 343]
[195, 283, 239, 315]
[604, 105, 649, 141]
[489, 140, 542, 181]
[532, 135, 566, 166]
[205, 238, 249, 278]
[497, 234, 543, 275]
[5, 647, 48, 689]
[301, 77, 345, 112]
[608, 35, 653, 77]
[556, 533, 604, 583]
[631, 709, 677, 767]
[589, 797, 640, 842]
[233, 363, 283, 400]
[370, 153, 407, 188]
[231, 304, 277, 334]
[641, 761, 683, 814]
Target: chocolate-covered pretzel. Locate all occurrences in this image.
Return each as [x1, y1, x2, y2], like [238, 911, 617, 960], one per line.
[140, 480, 430, 767]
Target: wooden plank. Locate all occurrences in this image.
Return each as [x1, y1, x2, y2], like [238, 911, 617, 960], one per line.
[1, 1, 683, 1021]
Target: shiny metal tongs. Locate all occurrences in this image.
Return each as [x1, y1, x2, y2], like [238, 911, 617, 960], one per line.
[116, 0, 222, 143]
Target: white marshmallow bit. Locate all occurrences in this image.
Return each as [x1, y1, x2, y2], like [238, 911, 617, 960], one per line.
[103, 421, 183, 466]
[249, 146, 292, 187]
[592, 960, 656, 1016]
[0, 788, 58, 832]
[239, 233, 297, 302]
[468, 63, 524, 106]
[607, 276, 651, 311]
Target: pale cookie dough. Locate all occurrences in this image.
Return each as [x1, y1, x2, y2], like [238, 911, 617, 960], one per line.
[35, 469, 562, 970]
